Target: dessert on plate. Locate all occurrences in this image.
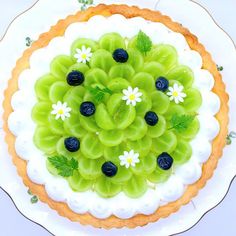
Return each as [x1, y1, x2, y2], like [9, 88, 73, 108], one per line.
[3, 4, 228, 229]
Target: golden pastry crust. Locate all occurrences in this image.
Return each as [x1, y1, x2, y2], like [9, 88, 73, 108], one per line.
[3, 4, 229, 229]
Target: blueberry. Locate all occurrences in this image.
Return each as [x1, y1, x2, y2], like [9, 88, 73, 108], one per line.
[144, 111, 159, 126]
[64, 137, 80, 152]
[112, 48, 129, 63]
[80, 101, 95, 117]
[102, 161, 118, 177]
[157, 152, 173, 170]
[155, 76, 169, 92]
[66, 70, 84, 86]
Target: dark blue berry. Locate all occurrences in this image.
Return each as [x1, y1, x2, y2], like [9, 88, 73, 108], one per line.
[66, 70, 84, 86]
[102, 161, 118, 177]
[80, 101, 95, 117]
[155, 76, 169, 92]
[112, 48, 129, 63]
[145, 111, 159, 126]
[64, 137, 80, 152]
[157, 152, 173, 170]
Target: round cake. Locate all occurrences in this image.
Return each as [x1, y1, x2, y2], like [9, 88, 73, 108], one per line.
[3, 4, 228, 229]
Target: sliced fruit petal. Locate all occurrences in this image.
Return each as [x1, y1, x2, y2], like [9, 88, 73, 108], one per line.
[151, 91, 170, 114]
[80, 133, 104, 159]
[142, 62, 165, 78]
[182, 88, 202, 112]
[123, 175, 148, 198]
[148, 166, 171, 183]
[171, 140, 192, 165]
[99, 33, 125, 53]
[34, 126, 60, 154]
[49, 81, 70, 103]
[147, 115, 166, 138]
[89, 49, 115, 73]
[127, 136, 152, 157]
[35, 74, 56, 101]
[95, 176, 122, 198]
[131, 153, 156, 176]
[127, 48, 144, 71]
[68, 170, 93, 192]
[131, 72, 155, 91]
[50, 55, 74, 79]
[151, 131, 177, 154]
[166, 65, 194, 88]
[79, 156, 104, 180]
[125, 116, 148, 141]
[98, 130, 124, 147]
[64, 113, 86, 138]
[147, 44, 178, 70]
[109, 64, 135, 80]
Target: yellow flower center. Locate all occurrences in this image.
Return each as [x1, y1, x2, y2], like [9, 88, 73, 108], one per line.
[127, 157, 133, 164]
[172, 91, 179, 97]
[81, 53, 87, 59]
[129, 94, 136, 101]
[58, 109, 64, 115]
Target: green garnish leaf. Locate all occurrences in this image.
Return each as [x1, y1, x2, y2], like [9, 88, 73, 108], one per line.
[87, 86, 112, 103]
[30, 196, 38, 204]
[217, 65, 224, 71]
[27, 189, 33, 195]
[48, 156, 78, 177]
[25, 37, 33, 47]
[169, 114, 195, 132]
[226, 135, 232, 145]
[78, 0, 94, 11]
[136, 30, 152, 54]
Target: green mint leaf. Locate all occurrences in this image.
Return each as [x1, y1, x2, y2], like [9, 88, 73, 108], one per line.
[169, 114, 195, 132]
[48, 156, 78, 177]
[87, 86, 112, 103]
[136, 30, 152, 54]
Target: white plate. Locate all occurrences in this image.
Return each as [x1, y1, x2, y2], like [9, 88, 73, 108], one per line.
[0, 0, 236, 235]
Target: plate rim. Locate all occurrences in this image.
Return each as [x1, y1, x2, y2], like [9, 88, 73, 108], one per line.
[0, 0, 236, 235]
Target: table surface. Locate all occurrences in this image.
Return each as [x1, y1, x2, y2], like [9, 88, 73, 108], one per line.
[0, 0, 236, 235]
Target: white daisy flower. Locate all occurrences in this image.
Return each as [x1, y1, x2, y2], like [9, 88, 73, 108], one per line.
[74, 45, 92, 63]
[166, 83, 187, 104]
[122, 86, 142, 106]
[51, 101, 72, 121]
[119, 150, 140, 168]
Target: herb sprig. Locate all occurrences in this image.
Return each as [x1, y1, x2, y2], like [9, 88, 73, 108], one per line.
[48, 156, 78, 177]
[217, 65, 224, 71]
[136, 30, 152, 54]
[27, 189, 38, 204]
[169, 114, 195, 132]
[87, 86, 112, 103]
[25, 37, 33, 47]
[78, 0, 94, 11]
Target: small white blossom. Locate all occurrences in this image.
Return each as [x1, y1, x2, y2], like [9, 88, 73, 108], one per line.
[119, 150, 140, 168]
[167, 83, 186, 104]
[74, 45, 92, 63]
[51, 101, 71, 121]
[122, 86, 142, 106]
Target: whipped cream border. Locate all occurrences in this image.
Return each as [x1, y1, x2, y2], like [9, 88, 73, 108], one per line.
[8, 14, 220, 219]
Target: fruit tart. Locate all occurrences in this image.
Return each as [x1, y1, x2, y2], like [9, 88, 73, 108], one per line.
[3, 4, 228, 229]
